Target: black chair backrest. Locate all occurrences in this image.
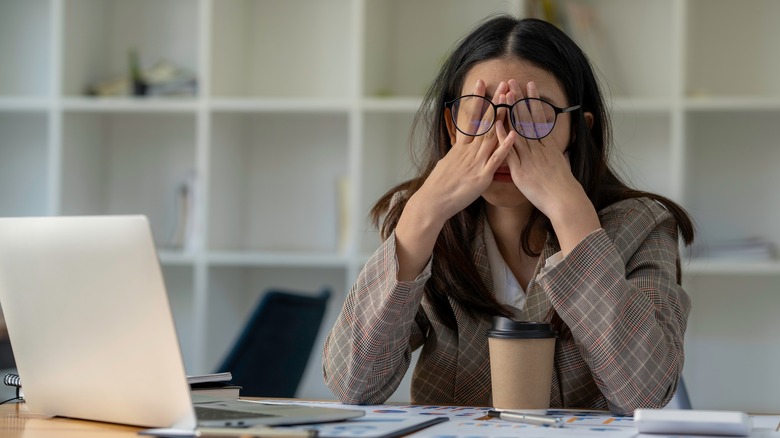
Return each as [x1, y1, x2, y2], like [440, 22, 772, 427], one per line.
[216, 288, 331, 397]
[675, 377, 692, 409]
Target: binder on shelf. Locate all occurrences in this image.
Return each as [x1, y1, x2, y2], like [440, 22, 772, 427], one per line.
[165, 171, 199, 251]
[337, 176, 351, 254]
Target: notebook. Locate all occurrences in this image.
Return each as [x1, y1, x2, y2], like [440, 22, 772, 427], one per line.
[0, 215, 363, 431]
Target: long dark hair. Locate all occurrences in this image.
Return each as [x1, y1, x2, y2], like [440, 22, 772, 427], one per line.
[370, 16, 694, 328]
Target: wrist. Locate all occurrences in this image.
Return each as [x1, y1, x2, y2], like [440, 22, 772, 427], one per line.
[399, 194, 447, 239]
[394, 194, 448, 281]
[547, 193, 601, 256]
[404, 191, 451, 232]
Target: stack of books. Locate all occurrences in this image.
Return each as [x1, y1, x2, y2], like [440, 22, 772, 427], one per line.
[187, 372, 241, 400]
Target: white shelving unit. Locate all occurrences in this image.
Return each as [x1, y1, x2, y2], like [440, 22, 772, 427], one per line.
[2, 0, 779, 408]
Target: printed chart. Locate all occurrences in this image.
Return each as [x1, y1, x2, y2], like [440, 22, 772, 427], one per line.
[267, 401, 637, 437]
[264, 400, 780, 438]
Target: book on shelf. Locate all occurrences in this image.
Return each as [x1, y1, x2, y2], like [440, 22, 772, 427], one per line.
[186, 372, 232, 385]
[165, 171, 199, 251]
[337, 175, 351, 254]
[190, 381, 242, 399]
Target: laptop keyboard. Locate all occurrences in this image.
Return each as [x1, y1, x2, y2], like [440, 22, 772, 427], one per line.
[195, 405, 277, 420]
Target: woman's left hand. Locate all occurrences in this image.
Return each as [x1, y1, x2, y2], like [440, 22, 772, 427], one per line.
[496, 80, 580, 218]
[497, 79, 601, 255]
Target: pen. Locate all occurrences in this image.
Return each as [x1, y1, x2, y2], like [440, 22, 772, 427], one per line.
[487, 410, 565, 428]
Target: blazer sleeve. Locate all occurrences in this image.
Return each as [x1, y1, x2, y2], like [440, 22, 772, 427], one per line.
[536, 198, 691, 415]
[322, 231, 432, 404]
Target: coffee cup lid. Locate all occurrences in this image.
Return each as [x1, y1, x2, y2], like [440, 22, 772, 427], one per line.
[486, 316, 557, 339]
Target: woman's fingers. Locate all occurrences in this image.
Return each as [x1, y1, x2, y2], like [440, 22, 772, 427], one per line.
[508, 79, 525, 100]
[508, 81, 534, 140]
[436, 79, 514, 208]
[489, 118, 515, 171]
[456, 79, 487, 142]
[525, 81, 550, 140]
[503, 89, 526, 150]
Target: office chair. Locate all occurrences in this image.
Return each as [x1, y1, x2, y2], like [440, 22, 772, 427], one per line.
[665, 377, 692, 409]
[673, 377, 692, 409]
[216, 288, 331, 397]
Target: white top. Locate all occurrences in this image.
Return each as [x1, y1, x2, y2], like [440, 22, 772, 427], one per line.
[483, 221, 563, 318]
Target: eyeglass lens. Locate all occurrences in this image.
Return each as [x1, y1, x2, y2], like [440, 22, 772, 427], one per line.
[451, 96, 558, 139]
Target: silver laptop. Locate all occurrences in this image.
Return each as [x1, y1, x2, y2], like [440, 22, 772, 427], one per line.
[0, 215, 363, 431]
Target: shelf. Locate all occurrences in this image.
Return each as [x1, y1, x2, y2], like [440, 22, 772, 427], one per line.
[686, 0, 780, 98]
[161, 264, 196, 370]
[361, 97, 423, 113]
[62, 0, 199, 98]
[563, 0, 676, 100]
[60, 112, 197, 244]
[209, 98, 351, 113]
[685, 96, 780, 111]
[207, 251, 350, 268]
[0, 0, 51, 97]
[363, 0, 520, 98]
[0, 98, 50, 112]
[683, 274, 780, 412]
[210, 0, 353, 98]
[2, 0, 779, 405]
[609, 97, 675, 113]
[684, 259, 780, 275]
[610, 110, 674, 199]
[684, 111, 780, 248]
[158, 248, 353, 268]
[158, 250, 197, 266]
[359, 112, 419, 254]
[0, 112, 50, 217]
[62, 97, 199, 113]
[209, 112, 349, 253]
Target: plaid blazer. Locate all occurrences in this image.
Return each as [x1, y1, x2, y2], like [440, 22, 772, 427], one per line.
[323, 198, 691, 415]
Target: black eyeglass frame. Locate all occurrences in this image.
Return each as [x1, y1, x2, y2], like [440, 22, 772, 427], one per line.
[444, 95, 582, 140]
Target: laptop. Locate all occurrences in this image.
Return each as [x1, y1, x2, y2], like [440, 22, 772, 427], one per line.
[0, 215, 363, 431]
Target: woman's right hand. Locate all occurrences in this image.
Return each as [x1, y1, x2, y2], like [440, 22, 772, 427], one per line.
[412, 80, 515, 223]
[393, 80, 514, 281]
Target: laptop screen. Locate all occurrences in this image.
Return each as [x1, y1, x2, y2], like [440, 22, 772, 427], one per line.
[0, 216, 196, 429]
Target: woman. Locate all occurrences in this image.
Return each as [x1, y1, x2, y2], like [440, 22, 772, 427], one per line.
[322, 16, 693, 415]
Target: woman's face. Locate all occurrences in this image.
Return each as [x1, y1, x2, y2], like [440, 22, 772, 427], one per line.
[453, 57, 574, 210]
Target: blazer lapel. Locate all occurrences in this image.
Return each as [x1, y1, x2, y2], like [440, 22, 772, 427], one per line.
[449, 215, 493, 404]
[448, 293, 492, 405]
[520, 235, 558, 323]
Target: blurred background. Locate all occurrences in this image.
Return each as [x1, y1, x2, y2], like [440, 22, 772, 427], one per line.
[1, 0, 779, 412]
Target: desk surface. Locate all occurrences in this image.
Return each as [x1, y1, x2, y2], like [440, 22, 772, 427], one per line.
[4, 400, 780, 438]
[0, 403, 140, 437]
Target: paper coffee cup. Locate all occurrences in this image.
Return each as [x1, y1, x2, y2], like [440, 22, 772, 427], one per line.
[487, 317, 557, 413]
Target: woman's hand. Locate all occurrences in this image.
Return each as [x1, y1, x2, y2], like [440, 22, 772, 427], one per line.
[496, 80, 579, 216]
[498, 79, 600, 256]
[413, 79, 515, 224]
[394, 80, 514, 281]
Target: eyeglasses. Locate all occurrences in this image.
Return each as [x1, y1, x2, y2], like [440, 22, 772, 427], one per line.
[444, 95, 581, 140]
